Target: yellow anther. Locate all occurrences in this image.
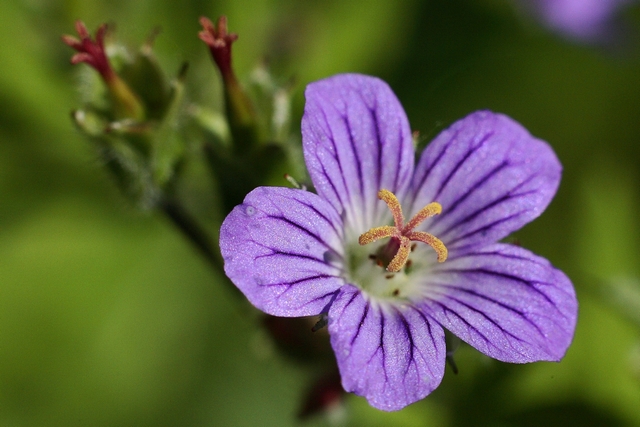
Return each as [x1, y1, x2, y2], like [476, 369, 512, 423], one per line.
[387, 237, 412, 272]
[359, 189, 448, 271]
[403, 202, 442, 233]
[358, 226, 397, 245]
[407, 231, 448, 263]
[377, 189, 404, 228]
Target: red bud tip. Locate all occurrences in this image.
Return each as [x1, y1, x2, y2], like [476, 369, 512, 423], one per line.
[198, 15, 238, 79]
[62, 21, 114, 81]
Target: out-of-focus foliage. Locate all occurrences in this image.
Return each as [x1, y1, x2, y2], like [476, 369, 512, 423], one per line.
[2, 0, 640, 426]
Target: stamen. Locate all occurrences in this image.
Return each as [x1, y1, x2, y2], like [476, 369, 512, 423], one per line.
[358, 225, 397, 245]
[377, 189, 404, 228]
[358, 189, 448, 271]
[387, 237, 412, 272]
[407, 231, 448, 263]
[403, 202, 442, 233]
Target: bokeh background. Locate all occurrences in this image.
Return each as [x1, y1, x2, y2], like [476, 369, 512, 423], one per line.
[2, 0, 640, 426]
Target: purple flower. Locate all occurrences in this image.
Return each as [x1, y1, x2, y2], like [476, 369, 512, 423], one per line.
[522, 0, 633, 42]
[220, 74, 577, 411]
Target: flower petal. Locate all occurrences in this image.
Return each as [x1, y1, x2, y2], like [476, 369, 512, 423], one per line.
[525, 0, 627, 42]
[411, 111, 561, 251]
[220, 187, 345, 317]
[302, 73, 415, 235]
[420, 243, 577, 363]
[328, 285, 446, 411]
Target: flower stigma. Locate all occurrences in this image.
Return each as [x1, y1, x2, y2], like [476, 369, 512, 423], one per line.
[359, 189, 447, 272]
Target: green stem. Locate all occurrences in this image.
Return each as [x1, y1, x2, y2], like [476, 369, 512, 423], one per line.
[159, 197, 223, 274]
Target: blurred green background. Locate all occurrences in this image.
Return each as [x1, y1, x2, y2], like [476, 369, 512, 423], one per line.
[2, 0, 640, 426]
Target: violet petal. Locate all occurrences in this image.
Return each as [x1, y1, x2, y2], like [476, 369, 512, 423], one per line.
[220, 186, 345, 317]
[411, 111, 561, 252]
[525, 0, 631, 42]
[421, 243, 577, 362]
[302, 74, 415, 234]
[328, 285, 446, 411]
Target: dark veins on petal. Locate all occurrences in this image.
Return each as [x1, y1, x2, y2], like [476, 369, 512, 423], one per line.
[290, 196, 346, 241]
[395, 310, 415, 376]
[357, 96, 407, 220]
[444, 210, 528, 247]
[406, 305, 440, 360]
[259, 273, 336, 288]
[429, 297, 530, 358]
[346, 293, 369, 346]
[412, 128, 463, 197]
[350, 90, 406, 207]
[265, 213, 343, 259]
[318, 159, 345, 216]
[432, 285, 547, 338]
[277, 289, 340, 308]
[432, 131, 495, 202]
[263, 192, 345, 241]
[254, 243, 332, 266]
[369, 313, 388, 383]
[446, 248, 571, 286]
[395, 307, 443, 382]
[433, 266, 557, 306]
[438, 171, 539, 237]
[317, 107, 353, 214]
[428, 161, 510, 228]
[343, 94, 367, 205]
[317, 87, 408, 224]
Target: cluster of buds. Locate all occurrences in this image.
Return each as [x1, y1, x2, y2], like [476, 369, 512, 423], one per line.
[63, 17, 296, 212]
[63, 21, 186, 208]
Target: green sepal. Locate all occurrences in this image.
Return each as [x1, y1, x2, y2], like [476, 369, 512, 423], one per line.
[71, 60, 189, 209]
[150, 64, 188, 189]
[247, 63, 295, 145]
[119, 36, 172, 120]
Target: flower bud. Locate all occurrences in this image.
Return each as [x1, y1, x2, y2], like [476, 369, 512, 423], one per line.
[64, 21, 188, 207]
[199, 16, 259, 151]
[63, 21, 145, 121]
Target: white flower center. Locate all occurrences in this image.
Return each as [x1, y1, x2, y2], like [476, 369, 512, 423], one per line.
[343, 189, 447, 302]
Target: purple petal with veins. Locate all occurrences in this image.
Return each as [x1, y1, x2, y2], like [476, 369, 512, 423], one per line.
[410, 111, 561, 252]
[329, 285, 446, 411]
[421, 244, 577, 363]
[302, 74, 415, 233]
[220, 186, 345, 317]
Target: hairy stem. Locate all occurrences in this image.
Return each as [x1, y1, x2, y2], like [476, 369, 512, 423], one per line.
[159, 197, 223, 274]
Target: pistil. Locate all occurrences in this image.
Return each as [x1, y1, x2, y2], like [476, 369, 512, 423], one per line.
[359, 189, 447, 272]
